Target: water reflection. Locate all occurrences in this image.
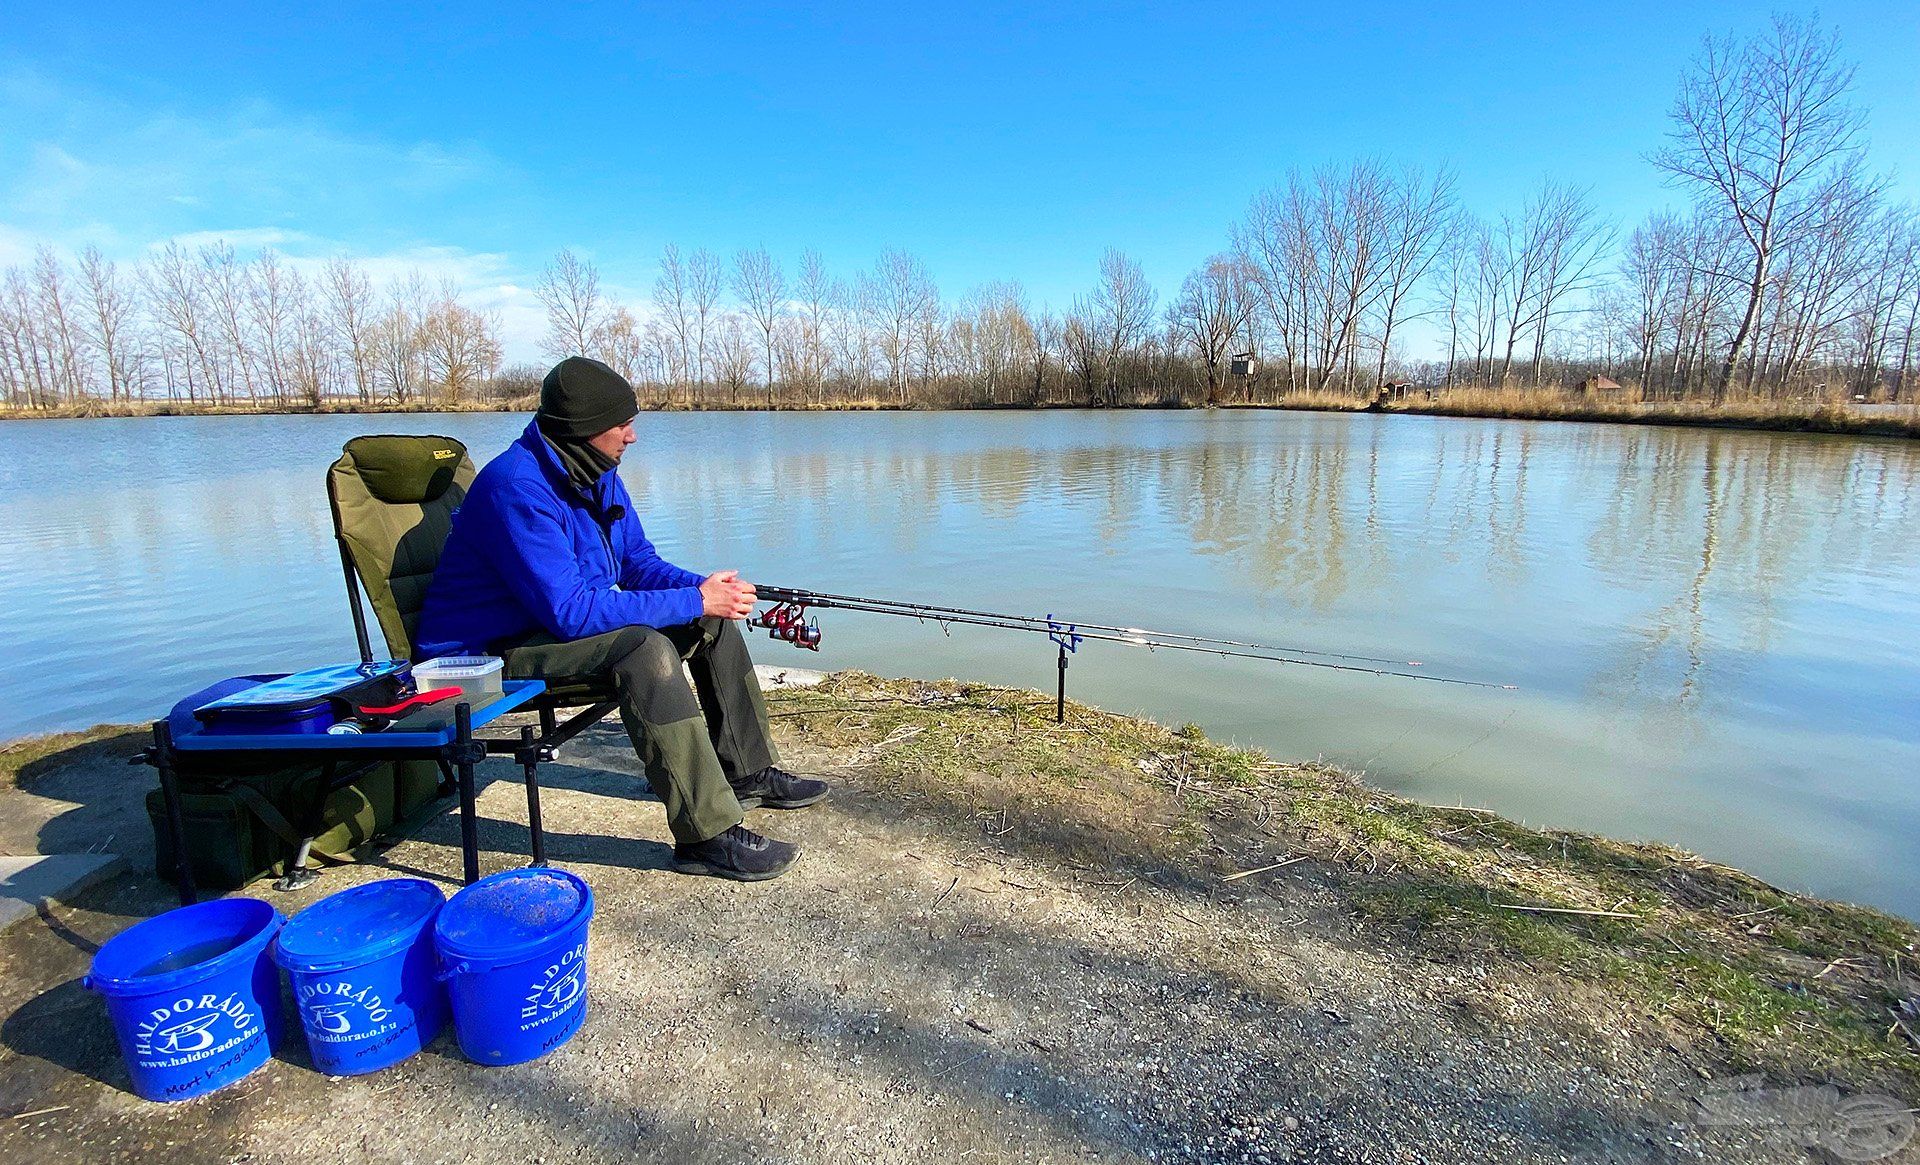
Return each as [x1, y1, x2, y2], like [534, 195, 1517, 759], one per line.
[1, 411, 1916, 917]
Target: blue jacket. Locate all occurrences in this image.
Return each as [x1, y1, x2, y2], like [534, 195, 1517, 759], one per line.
[415, 420, 706, 656]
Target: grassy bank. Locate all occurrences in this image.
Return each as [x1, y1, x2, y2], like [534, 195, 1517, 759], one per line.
[5, 390, 1918, 439]
[768, 673, 1920, 1093]
[3, 671, 1917, 1136]
[1242, 386, 1920, 438]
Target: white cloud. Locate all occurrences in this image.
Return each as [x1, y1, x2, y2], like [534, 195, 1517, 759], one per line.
[160, 227, 318, 251]
[0, 71, 554, 359]
[0, 72, 509, 254]
[0, 223, 37, 268]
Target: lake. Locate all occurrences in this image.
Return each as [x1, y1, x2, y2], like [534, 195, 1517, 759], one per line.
[2, 409, 1916, 918]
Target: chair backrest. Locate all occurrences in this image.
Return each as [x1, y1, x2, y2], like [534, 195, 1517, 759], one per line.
[326, 434, 476, 661]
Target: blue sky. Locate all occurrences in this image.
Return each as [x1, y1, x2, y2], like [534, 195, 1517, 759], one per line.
[4, 1, 1917, 358]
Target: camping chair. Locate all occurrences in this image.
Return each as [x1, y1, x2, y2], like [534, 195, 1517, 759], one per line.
[326, 434, 623, 866]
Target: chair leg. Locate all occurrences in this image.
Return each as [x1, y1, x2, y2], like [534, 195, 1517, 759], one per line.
[456, 705, 481, 885]
[539, 704, 558, 739]
[521, 725, 546, 867]
[151, 721, 198, 908]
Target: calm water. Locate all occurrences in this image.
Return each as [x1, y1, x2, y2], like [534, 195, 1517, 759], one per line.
[3, 411, 1916, 917]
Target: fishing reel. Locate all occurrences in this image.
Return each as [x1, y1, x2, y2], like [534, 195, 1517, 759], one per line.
[755, 601, 823, 651]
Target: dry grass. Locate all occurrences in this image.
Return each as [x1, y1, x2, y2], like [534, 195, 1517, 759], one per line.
[1231, 386, 1920, 438]
[768, 672, 1920, 1091]
[0, 724, 138, 784]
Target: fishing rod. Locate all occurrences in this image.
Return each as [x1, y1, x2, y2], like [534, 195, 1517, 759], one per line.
[758, 587, 1420, 668]
[751, 584, 1515, 723]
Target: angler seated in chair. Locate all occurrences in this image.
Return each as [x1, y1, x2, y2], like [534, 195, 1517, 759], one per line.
[415, 356, 826, 882]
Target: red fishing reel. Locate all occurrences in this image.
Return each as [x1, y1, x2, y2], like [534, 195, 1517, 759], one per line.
[755, 601, 822, 651]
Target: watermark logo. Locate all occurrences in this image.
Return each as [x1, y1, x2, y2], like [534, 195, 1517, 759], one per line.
[1694, 1076, 1916, 1162]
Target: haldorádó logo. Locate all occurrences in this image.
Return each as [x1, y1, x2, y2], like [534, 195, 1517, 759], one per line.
[519, 944, 588, 1031]
[297, 980, 395, 1043]
[133, 993, 258, 1066]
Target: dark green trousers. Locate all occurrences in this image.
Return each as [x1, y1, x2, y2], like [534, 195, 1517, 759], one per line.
[499, 617, 779, 845]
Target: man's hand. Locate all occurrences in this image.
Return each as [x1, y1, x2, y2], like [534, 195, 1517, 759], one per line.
[700, 570, 758, 620]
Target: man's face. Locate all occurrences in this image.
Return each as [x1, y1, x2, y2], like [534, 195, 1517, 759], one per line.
[588, 419, 638, 463]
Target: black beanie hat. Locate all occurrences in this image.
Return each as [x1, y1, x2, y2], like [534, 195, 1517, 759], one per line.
[537, 356, 639, 439]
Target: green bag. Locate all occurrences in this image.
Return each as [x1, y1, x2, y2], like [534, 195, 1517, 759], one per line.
[145, 757, 445, 891]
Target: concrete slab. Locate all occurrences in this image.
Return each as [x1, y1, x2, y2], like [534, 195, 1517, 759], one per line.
[0, 854, 126, 932]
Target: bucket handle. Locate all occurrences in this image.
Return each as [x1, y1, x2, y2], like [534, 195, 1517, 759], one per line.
[434, 960, 471, 982]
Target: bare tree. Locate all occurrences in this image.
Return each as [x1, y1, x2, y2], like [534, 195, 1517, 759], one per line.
[1090, 248, 1156, 405]
[1524, 183, 1614, 385]
[687, 248, 723, 397]
[322, 258, 378, 405]
[873, 248, 937, 402]
[594, 305, 646, 389]
[245, 249, 303, 403]
[1168, 255, 1254, 404]
[712, 312, 757, 404]
[371, 274, 428, 403]
[1062, 305, 1101, 401]
[1621, 213, 1683, 395]
[828, 275, 876, 397]
[534, 249, 606, 359]
[1372, 168, 1457, 387]
[198, 242, 256, 401]
[1653, 13, 1867, 400]
[77, 247, 141, 401]
[794, 249, 832, 404]
[730, 246, 786, 406]
[418, 281, 503, 403]
[31, 248, 87, 402]
[652, 245, 695, 397]
[143, 242, 219, 404]
[0, 267, 53, 407]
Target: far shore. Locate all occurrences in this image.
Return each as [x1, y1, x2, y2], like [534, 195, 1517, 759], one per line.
[5, 389, 1919, 440]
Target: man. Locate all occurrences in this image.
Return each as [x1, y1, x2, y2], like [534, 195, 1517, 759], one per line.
[416, 355, 825, 881]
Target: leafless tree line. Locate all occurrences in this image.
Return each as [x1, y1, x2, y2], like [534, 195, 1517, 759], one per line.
[526, 241, 1190, 408]
[5, 14, 1914, 413]
[0, 242, 503, 408]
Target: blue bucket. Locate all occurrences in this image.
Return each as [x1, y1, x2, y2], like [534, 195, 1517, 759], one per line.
[85, 898, 285, 1102]
[433, 868, 593, 1066]
[273, 878, 449, 1076]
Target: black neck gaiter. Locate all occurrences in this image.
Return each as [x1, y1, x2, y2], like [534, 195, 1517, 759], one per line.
[542, 432, 618, 494]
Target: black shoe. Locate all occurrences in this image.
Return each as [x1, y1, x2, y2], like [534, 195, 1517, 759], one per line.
[730, 766, 830, 811]
[672, 824, 799, 882]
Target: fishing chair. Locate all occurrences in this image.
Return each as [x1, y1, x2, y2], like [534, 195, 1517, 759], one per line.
[326, 434, 623, 863]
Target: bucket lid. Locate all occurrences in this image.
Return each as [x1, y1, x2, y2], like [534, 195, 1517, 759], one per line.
[434, 868, 593, 967]
[88, 898, 284, 996]
[274, 878, 446, 975]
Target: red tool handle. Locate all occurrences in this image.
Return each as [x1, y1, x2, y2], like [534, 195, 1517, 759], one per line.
[355, 687, 462, 717]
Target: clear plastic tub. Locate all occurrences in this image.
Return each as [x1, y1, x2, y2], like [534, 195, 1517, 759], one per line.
[411, 655, 505, 708]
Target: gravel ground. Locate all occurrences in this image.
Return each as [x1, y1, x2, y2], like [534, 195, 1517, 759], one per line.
[0, 704, 1914, 1164]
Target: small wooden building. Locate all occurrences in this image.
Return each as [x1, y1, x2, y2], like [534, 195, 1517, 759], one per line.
[1574, 375, 1625, 396]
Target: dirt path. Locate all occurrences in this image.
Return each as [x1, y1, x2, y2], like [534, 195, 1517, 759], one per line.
[1, 677, 1915, 1164]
